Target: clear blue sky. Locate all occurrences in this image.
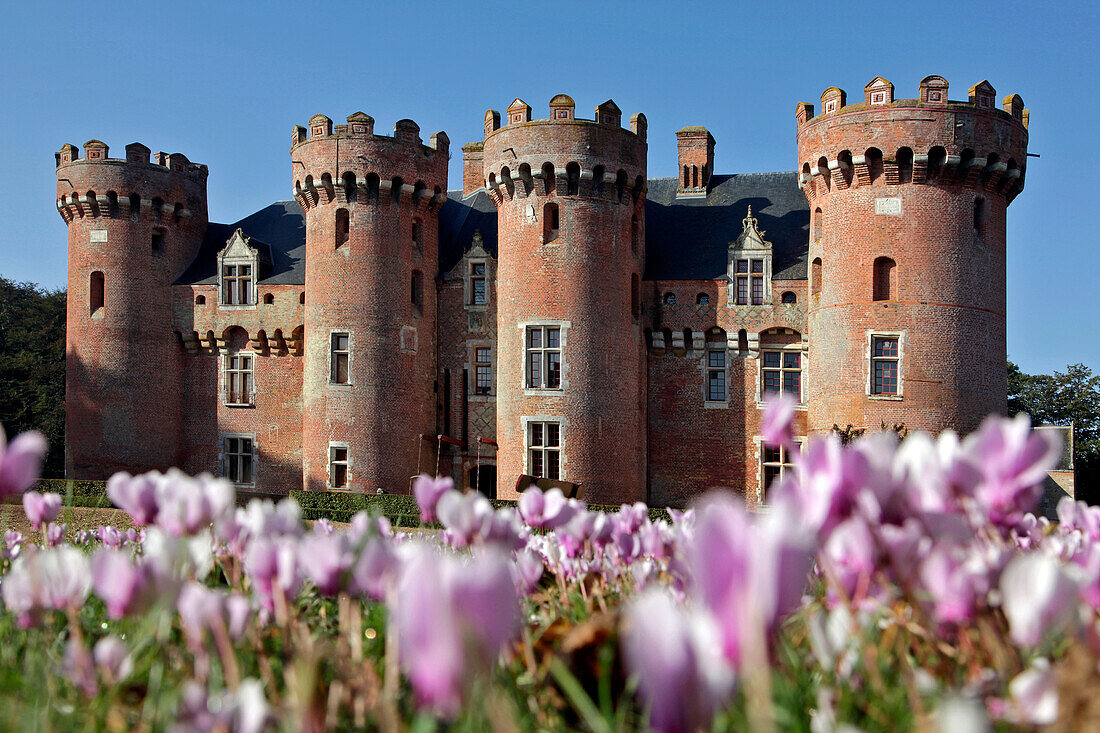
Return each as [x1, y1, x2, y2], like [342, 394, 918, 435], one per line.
[1, 0, 1096, 375]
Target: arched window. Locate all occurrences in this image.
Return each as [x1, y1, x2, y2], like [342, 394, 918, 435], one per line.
[865, 148, 884, 185]
[263, 293, 275, 305]
[411, 270, 423, 314]
[129, 193, 141, 222]
[615, 170, 627, 202]
[696, 293, 710, 306]
[781, 291, 797, 304]
[593, 165, 605, 194]
[90, 271, 105, 316]
[566, 162, 580, 196]
[873, 257, 896, 301]
[390, 176, 404, 204]
[813, 207, 823, 241]
[342, 172, 357, 202]
[631, 273, 640, 318]
[299, 292, 305, 305]
[631, 216, 639, 254]
[811, 257, 822, 297]
[663, 292, 676, 306]
[817, 156, 831, 190]
[106, 191, 120, 218]
[412, 218, 423, 251]
[543, 202, 559, 243]
[683, 165, 690, 187]
[365, 173, 380, 202]
[195, 294, 206, 305]
[897, 147, 914, 184]
[692, 165, 699, 188]
[927, 146, 947, 180]
[335, 208, 349, 248]
[541, 163, 555, 194]
[738, 328, 748, 353]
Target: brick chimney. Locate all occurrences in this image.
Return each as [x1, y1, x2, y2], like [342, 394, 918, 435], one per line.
[676, 126, 715, 198]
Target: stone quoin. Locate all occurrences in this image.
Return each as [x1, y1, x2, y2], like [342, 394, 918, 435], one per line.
[56, 75, 1029, 506]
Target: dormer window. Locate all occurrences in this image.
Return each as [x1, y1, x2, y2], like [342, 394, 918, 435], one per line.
[471, 262, 487, 305]
[462, 230, 494, 311]
[727, 206, 773, 306]
[217, 228, 262, 308]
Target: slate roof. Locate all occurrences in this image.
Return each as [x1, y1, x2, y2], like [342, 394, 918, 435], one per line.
[176, 172, 808, 286]
[176, 201, 306, 285]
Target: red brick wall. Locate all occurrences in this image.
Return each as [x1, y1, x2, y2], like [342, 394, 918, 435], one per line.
[461, 143, 484, 198]
[57, 142, 208, 478]
[483, 103, 648, 504]
[292, 116, 448, 493]
[797, 82, 1028, 436]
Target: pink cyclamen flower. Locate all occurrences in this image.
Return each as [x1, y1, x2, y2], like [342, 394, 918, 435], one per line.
[917, 546, 989, 627]
[437, 490, 494, 548]
[413, 474, 455, 523]
[512, 549, 544, 595]
[91, 548, 152, 619]
[106, 472, 160, 526]
[348, 535, 400, 601]
[0, 426, 47, 496]
[297, 530, 352, 596]
[1006, 659, 1058, 726]
[93, 635, 133, 683]
[98, 525, 125, 549]
[760, 392, 798, 450]
[960, 414, 1062, 527]
[518, 487, 577, 530]
[1000, 553, 1079, 647]
[391, 543, 521, 717]
[624, 590, 736, 733]
[22, 491, 61, 530]
[2, 546, 91, 626]
[45, 522, 66, 547]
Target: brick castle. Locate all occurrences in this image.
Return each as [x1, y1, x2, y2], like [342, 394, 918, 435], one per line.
[55, 75, 1030, 506]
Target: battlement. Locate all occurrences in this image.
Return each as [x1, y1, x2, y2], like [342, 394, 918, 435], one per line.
[290, 111, 449, 155]
[796, 76, 1030, 204]
[290, 111, 449, 213]
[55, 140, 208, 224]
[796, 75, 1029, 128]
[483, 95, 646, 139]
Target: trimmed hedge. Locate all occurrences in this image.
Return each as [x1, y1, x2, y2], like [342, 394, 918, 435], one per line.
[289, 489, 670, 526]
[18, 479, 113, 509]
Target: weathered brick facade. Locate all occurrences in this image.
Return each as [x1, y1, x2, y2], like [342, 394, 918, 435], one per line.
[55, 75, 1029, 506]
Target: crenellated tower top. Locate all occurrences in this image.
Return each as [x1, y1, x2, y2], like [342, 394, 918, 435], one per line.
[796, 75, 1030, 205]
[55, 140, 208, 226]
[290, 111, 448, 214]
[480, 94, 648, 207]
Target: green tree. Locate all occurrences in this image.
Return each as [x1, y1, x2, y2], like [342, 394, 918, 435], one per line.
[1008, 360, 1100, 502]
[0, 278, 66, 478]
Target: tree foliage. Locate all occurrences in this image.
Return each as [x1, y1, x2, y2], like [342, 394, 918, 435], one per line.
[0, 278, 65, 477]
[1008, 360, 1100, 501]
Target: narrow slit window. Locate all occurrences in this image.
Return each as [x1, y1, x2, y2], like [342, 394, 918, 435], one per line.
[331, 332, 350, 384]
[707, 349, 727, 401]
[329, 446, 349, 489]
[470, 262, 487, 305]
[90, 271, 105, 315]
[543, 202, 560, 243]
[411, 270, 423, 314]
[336, 208, 350, 248]
[474, 347, 492, 395]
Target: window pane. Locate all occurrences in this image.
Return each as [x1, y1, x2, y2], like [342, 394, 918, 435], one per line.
[875, 361, 898, 394]
[333, 463, 347, 488]
[530, 423, 543, 447]
[763, 446, 782, 463]
[764, 465, 781, 490]
[736, 260, 748, 273]
[783, 371, 801, 398]
[763, 352, 781, 368]
[335, 354, 349, 383]
[546, 423, 559, 447]
[240, 266, 251, 277]
[333, 447, 347, 462]
[874, 338, 898, 358]
[547, 352, 561, 388]
[751, 260, 763, 273]
[531, 450, 543, 477]
[527, 353, 541, 387]
[475, 347, 490, 362]
[472, 263, 485, 276]
[763, 371, 781, 393]
[708, 350, 725, 368]
[751, 277, 763, 305]
[528, 328, 541, 349]
[334, 334, 348, 351]
[472, 279, 486, 304]
[547, 451, 560, 480]
[241, 455, 253, 484]
[737, 277, 747, 304]
[547, 328, 560, 348]
[783, 352, 800, 369]
[476, 365, 491, 394]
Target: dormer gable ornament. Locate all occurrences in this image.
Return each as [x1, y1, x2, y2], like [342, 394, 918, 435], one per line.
[220, 228, 257, 259]
[467, 229, 492, 260]
[731, 205, 772, 252]
[217, 228, 261, 307]
[727, 206, 774, 305]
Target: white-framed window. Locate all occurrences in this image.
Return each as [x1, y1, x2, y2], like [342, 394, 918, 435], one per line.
[734, 258, 766, 305]
[527, 421, 562, 480]
[330, 332, 350, 384]
[224, 353, 254, 406]
[223, 435, 255, 486]
[706, 349, 727, 402]
[825, 100, 838, 114]
[762, 350, 802, 401]
[871, 336, 901, 396]
[470, 262, 487, 305]
[329, 443, 349, 489]
[761, 443, 798, 497]
[474, 346, 493, 395]
[525, 325, 561, 389]
[222, 264, 253, 305]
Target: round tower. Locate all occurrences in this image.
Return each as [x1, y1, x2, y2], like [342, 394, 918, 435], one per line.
[482, 95, 648, 504]
[56, 140, 209, 477]
[797, 76, 1029, 436]
[292, 113, 448, 492]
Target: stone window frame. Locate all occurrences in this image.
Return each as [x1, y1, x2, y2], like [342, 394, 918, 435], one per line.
[753, 341, 809, 408]
[751, 436, 804, 504]
[520, 415, 567, 481]
[701, 341, 730, 409]
[759, 349, 803, 403]
[866, 330, 905, 400]
[468, 339, 495, 401]
[328, 441, 351, 490]
[465, 257, 491, 311]
[222, 350, 256, 407]
[220, 433, 257, 488]
[329, 329, 353, 387]
[519, 320, 570, 396]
